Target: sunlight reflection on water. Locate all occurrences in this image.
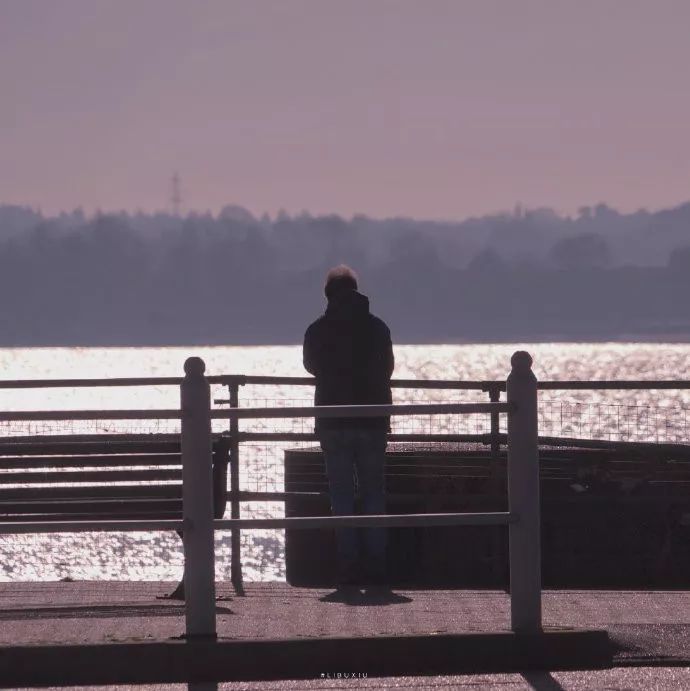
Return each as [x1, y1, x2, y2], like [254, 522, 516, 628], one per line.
[0, 343, 688, 582]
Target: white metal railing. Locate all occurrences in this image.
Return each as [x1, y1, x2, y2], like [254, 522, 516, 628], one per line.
[182, 351, 541, 637]
[209, 402, 511, 419]
[0, 350, 541, 639]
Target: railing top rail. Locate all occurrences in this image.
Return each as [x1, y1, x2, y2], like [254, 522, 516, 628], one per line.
[0, 375, 254, 389]
[221, 376, 497, 389]
[0, 402, 510, 422]
[229, 377, 690, 390]
[222, 376, 690, 390]
[211, 402, 511, 420]
[0, 375, 488, 389]
[538, 380, 690, 390]
[0, 374, 689, 391]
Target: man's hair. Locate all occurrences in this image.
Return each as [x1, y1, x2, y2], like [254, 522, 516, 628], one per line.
[324, 264, 358, 299]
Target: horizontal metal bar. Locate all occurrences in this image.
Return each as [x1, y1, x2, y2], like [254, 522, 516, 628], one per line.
[0, 433, 224, 446]
[212, 377, 690, 390]
[0, 454, 182, 470]
[390, 433, 493, 443]
[535, 435, 690, 454]
[212, 402, 511, 420]
[0, 519, 183, 534]
[0, 484, 182, 501]
[0, 469, 181, 484]
[234, 491, 504, 504]
[2, 374, 492, 392]
[235, 432, 490, 443]
[235, 491, 505, 503]
[0, 440, 181, 456]
[484, 432, 690, 454]
[0, 409, 181, 421]
[0, 403, 507, 423]
[0, 376, 239, 388]
[0, 377, 183, 389]
[538, 380, 690, 390]
[237, 491, 329, 502]
[1, 373, 688, 391]
[0, 512, 513, 534]
[214, 511, 514, 530]
[237, 432, 318, 443]
[214, 377, 498, 391]
[216, 375, 690, 390]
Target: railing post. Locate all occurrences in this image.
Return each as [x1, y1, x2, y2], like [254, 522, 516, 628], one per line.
[228, 381, 244, 595]
[181, 357, 217, 640]
[507, 351, 542, 633]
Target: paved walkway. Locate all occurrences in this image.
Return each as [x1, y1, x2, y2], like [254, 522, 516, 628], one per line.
[23, 668, 690, 691]
[1, 582, 689, 688]
[1, 582, 689, 658]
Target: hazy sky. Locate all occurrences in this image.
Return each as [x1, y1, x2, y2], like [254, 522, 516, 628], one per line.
[2, 0, 690, 220]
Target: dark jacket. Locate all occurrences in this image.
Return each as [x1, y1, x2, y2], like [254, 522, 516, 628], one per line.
[303, 290, 394, 432]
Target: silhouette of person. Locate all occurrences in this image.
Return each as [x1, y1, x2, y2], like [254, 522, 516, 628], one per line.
[303, 265, 394, 587]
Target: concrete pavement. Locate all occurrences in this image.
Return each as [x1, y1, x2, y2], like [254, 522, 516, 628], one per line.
[0, 582, 688, 687]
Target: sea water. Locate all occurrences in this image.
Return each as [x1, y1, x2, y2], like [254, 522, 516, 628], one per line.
[0, 343, 688, 582]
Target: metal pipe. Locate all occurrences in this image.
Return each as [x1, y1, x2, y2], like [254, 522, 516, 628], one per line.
[215, 511, 514, 530]
[235, 432, 490, 443]
[538, 380, 690, 390]
[493, 433, 690, 454]
[0, 377, 185, 389]
[0, 519, 184, 534]
[0, 402, 509, 423]
[214, 377, 495, 390]
[1, 375, 689, 391]
[0, 511, 514, 534]
[213, 376, 690, 390]
[0, 409, 181, 421]
[211, 402, 511, 420]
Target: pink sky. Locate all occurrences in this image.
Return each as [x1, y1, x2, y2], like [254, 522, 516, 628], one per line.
[2, 0, 690, 220]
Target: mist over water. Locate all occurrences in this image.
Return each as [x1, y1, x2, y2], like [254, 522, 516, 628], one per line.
[0, 343, 688, 582]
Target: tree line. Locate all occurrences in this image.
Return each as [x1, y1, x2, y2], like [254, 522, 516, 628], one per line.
[0, 202, 689, 344]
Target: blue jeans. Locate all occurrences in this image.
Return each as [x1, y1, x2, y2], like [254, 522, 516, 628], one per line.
[319, 428, 387, 579]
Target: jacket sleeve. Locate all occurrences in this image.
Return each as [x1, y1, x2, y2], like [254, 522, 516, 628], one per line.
[374, 319, 394, 378]
[384, 326, 394, 378]
[303, 324, 318, 375]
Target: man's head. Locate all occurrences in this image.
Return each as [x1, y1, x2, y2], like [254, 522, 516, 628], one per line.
[324, 264, 358, 300]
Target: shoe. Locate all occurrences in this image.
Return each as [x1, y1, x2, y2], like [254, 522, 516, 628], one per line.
[361, 571, 388, 588]
[336, 561, 360, 587]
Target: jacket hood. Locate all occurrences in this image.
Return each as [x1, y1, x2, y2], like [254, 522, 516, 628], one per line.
[325, 290, 370, 319]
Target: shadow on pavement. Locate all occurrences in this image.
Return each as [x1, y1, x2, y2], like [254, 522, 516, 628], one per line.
[0, 603, 234, 620]
[522, 671, 568, 690]
[319, 587, 413, 606]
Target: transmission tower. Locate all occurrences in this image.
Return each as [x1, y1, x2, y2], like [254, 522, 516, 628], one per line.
[170, 172, 182, 216]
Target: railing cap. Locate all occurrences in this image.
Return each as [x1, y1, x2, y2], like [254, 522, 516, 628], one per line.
[511, 350, 533, 372]
[184, 357, 206, 377]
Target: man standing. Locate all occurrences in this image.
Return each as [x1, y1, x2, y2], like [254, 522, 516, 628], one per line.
[303, 265, 394, 587]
